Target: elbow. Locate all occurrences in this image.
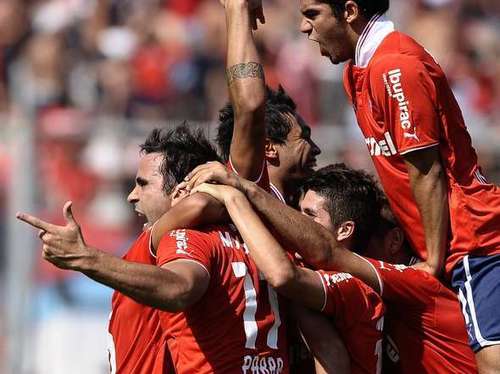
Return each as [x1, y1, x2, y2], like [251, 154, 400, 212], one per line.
[155, 283, 195, 313]
[266, 266, 297, 292]
[307, 240, 337, 271]
[234, 91, 266, 117]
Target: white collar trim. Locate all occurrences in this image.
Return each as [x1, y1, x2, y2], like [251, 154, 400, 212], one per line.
[269, 183, 286, 204]
[355, 14, 395, 68]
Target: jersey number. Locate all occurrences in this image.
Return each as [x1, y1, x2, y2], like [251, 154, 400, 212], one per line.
[232, 262, 281, 349]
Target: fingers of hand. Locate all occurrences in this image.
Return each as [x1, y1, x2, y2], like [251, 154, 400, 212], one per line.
[16, 212, 57, 232]
[63, 201, 77, 226]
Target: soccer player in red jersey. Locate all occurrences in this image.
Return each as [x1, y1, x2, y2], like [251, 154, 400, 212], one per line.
[18, 126, 229, 374]
[190, 171, 385, 374]
[295, 0, 500, 370]
[182, 161, 477, 373]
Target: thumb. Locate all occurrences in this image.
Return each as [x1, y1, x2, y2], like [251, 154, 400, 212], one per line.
[63, 201, 77, 225]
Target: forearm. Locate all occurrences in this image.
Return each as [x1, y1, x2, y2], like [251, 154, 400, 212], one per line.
[294, 305, 350, 374]
[408, 158, 448, 275]
[78, 248, 189, 311]
[225, 1, 266, 112]
[225, 0, 266, 178]
[152, 193, 227, 251]
[225, 192, 296, 288]
[241, 181, 338, 269]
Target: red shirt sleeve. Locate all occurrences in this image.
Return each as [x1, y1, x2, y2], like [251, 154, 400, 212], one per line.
[363, 258, 438, 307]
[156, 229, 213, 273]
[316, 270, 383, 326]
[370, 55, 440, 155]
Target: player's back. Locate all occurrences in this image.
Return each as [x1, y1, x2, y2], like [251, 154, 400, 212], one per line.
[157, 224, 289, 374]
[317, 270, 385, 373]
[108, 230, 172, 374]
[365, 259, 476, 373]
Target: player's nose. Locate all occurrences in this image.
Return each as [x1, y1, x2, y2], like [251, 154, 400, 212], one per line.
[127, 186, 139, 204]
[300, 18, 312, 35]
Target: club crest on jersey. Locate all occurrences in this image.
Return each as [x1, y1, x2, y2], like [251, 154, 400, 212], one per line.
[383, 68, 419, 142]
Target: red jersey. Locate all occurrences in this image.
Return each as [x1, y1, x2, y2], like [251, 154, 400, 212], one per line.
[317, 270, 385, 374]
[108, 230, 172, 374]
[343, 20, 500, 275]
[363, 258, 476, 373]
[156, 225, 289, 374]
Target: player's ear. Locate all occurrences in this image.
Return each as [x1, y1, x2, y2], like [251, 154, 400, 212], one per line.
[344, 1, 360, 24]
[336, 221, 355, 242]
[265, 140, 279, 161]
[386, 227, 405, 255]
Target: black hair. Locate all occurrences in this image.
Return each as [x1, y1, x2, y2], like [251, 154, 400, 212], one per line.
[300, 163, 383, 252]
[321, 0, 389, 19]
[216, 85, 299, 162]
[140, 123, 221, 194]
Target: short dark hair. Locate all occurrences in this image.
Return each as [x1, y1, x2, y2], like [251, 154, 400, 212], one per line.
[141, 123, 221, 193]
[322, 0, 389, 19]
[216, 85, 298, 162]
[300, 163, 383, 252]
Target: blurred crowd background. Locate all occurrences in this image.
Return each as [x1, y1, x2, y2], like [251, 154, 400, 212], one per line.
[0, 0, 499, 372]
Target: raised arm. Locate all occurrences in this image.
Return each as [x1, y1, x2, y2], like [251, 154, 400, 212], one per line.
[404, 147, 448, 276]
[224, 0, 267, 180]
[17, 202, 209, 312]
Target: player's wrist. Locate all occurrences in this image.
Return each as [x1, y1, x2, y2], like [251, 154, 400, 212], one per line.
[75, 245, 100, 272]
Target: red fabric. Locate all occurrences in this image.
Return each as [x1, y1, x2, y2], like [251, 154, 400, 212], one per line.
[108, 230, 173, 374]
[317, 270, 385, 374]
[365, 258, 476, 373]
[343, 31, 500, 276]
[156, 225, 289, 374]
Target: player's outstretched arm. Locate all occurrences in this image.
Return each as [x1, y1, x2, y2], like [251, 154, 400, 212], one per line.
[17, 202, 209, 312]
[224, 0, 267, 180]
[404, 146, 448, 276]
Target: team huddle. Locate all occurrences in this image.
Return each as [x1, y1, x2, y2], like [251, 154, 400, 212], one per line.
[17, 0, 500, 373]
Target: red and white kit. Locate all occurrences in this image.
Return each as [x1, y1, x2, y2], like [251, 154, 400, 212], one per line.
[156, 225, 289, 374]
[317, 270, 385, 374]
[108, 230, 172, 374]
[343, 15, 500, 276]
[363, 257, 476, 373]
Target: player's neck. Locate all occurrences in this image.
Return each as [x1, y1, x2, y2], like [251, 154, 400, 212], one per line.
[268, 168, 297, 205]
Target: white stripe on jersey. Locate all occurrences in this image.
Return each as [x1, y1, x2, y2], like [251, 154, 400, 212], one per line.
[269, 183, 286, 204]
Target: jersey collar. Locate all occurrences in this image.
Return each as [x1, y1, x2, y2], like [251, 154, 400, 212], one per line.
[355, 13, 395, 68]
[269, 183, 286, 204]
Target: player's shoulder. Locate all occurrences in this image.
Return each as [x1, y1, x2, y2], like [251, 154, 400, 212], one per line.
[369, 32, 430, 74]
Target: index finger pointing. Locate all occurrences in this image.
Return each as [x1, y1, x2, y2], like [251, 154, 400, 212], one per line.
[16, 212, 58, 233]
